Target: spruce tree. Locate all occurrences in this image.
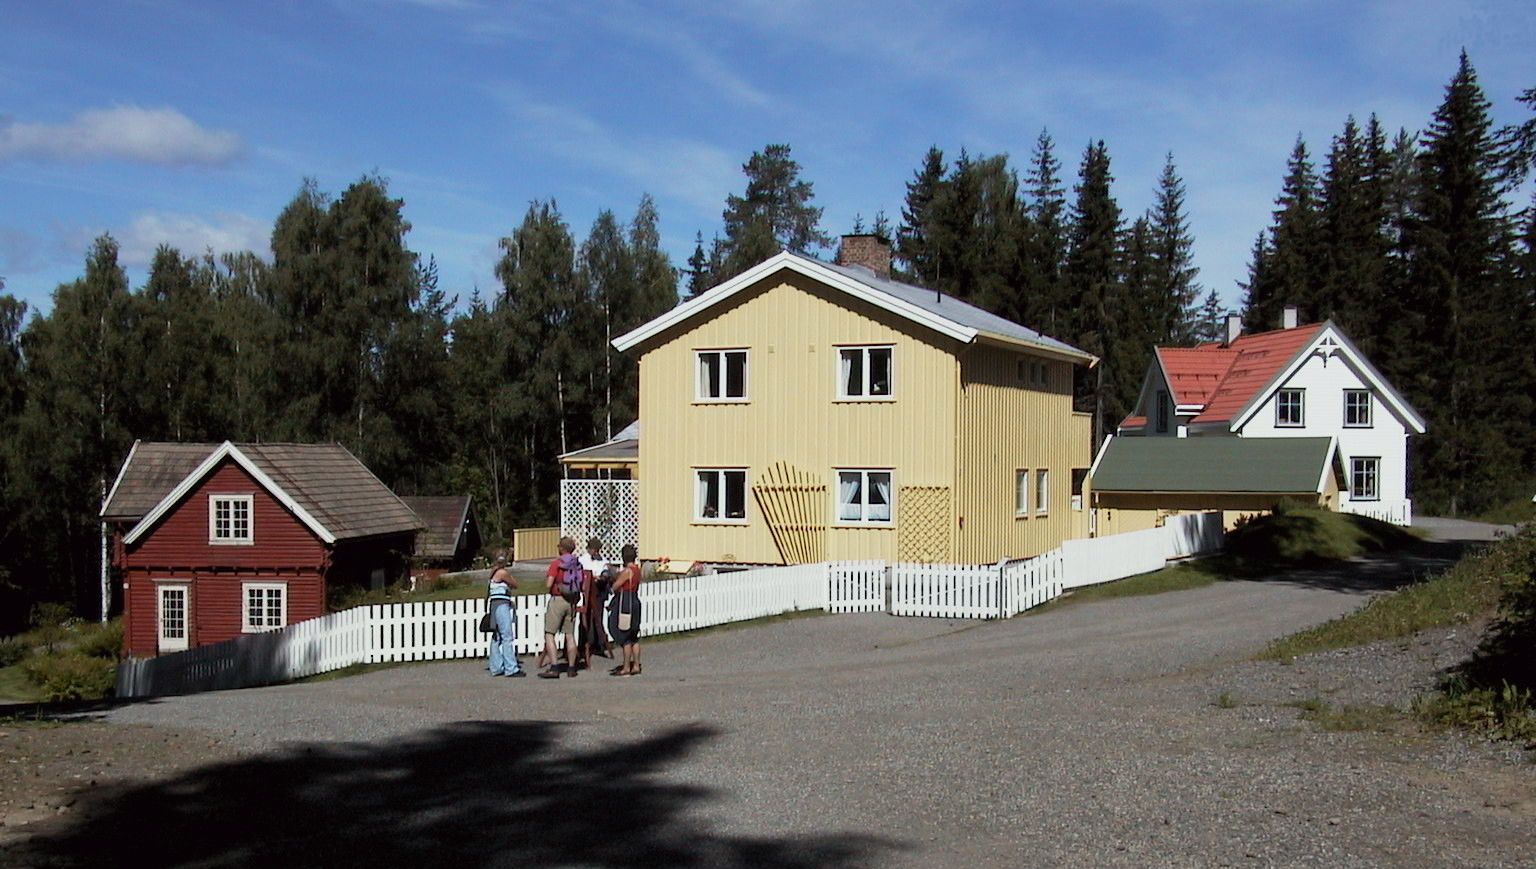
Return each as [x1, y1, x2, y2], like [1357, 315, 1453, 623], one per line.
[685, 231, 710, 298]
[1192, 288, 1227, 343]
[719, 144, 829, 280]
[1023, 130, 1068, 333]
[1063, 140, 1124, 444]
[1257, 137, 1324, 329]
[1403, 52, 1522, 513]
[1148, 153, 1202, 343]
[898, 147, 946, 284]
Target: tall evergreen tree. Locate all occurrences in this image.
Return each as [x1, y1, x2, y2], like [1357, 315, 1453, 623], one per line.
[1022, 130, 1068, 333]
[719, 144, 829, 280]
[898, 146, 946, 284]
[1063, 140, 1124, 444]
[1247, 138, 1323, 330]
[685, 231, 710, 299]
[1115, 216, 1159, 412]
[1147, 153, 1202, 343]
[1403, 52, 1522, 513]
[1191, 288, 1228, 343]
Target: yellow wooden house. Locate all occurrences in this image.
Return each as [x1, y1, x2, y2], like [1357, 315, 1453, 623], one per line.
[609, 235, 1098, 566]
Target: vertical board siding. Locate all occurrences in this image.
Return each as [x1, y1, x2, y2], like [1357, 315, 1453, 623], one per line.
[637, 275, 958, 565]
[954, 345, 1094, 563]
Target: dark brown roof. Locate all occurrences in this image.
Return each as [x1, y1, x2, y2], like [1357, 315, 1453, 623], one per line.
[104, 441, 422, 542]
[399, 496, 473, 558]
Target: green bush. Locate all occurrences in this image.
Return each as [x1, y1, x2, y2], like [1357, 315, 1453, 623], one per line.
[73, 619, 124, 660]
[22, 652, 116, 702]
[0, 636, 30, 667]
[1227, 502, 1417, 565]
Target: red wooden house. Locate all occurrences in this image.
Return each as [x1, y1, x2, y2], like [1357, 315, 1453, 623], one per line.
[102, 441, 421, 657]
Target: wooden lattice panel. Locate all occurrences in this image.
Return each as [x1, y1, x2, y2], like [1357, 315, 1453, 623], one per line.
[560, 479, 639, 562]
[752, 462, 827, 564]
[898, 486, 952, 563]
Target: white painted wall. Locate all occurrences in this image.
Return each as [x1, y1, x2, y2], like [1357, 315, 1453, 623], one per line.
[1235, 337, 1412, 504]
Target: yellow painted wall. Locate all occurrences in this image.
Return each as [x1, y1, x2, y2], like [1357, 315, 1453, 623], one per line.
[634, 273, 961, 564]
[1092, 481, 1339, 533]
[953, 344, 1094, 561]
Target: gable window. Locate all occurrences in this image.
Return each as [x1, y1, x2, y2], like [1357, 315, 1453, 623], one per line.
[696, 349, 748, 401]
[242, 582, 287, 632]
[1155, 390, 1170, 433]
[1344, 390, 1372, 427]
[695, 469, 747, 521]
[1034, 469, 1049, 515]
[1349, 457, 1379, 501]
[209, 495, 253, 544]
[1015, 470, 1029, 516]
[838, 346, 893, 399]
[837, 469, 893, 523]
[1275, 389, 1305, 427]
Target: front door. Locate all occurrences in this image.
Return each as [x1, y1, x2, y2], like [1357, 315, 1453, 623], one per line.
[158, 584, 189, 653]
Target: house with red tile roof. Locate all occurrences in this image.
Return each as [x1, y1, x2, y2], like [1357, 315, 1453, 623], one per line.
[1104, 308, 1425, 526]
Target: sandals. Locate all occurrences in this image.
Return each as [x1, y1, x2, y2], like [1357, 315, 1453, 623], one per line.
[608, 665, 626, 676]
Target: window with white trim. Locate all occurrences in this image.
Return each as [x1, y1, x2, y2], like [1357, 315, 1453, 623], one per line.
[242, 582, 287, 632]
[837, 469, 893, 523]
[1034, 469, 1049, 515]
[694, 469, 747, 521]
[1343, 389, 1372, 427]
[209, 495, 253, 544]
[838, 346, 893, 399]
[696, 349, 748, 401]
[1015, 470, 1029, 516]
[1275, 389, 1305, 427]
[1349, 457, 1380, 501]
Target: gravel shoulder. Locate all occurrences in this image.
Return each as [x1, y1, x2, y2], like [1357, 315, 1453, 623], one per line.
[3, 528, 1533, 867]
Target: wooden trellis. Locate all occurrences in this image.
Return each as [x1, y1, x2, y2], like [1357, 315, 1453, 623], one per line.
[752, 462, 827, 564]
[897, 485, 952, 563]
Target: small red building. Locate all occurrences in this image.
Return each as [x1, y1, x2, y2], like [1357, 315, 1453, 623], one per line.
[102, 441, 421, 657]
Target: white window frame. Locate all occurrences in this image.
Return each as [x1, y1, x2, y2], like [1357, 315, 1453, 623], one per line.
[1343, 389, 1372, 428]
[694, 468, 748, 523]
[1275, 388, 1305, 428]
[1034, 469, 1049, 516]
[1014, 469, 1029, 517]
[157, 582, 190, 652]
[1349, 457, 1380, 502]
[836, 345, 895, 400]
[209, 494, 254, 545]
[242, 582, 288, 633]
[835, 468, 894, 525]
[695, 349, 749, 402]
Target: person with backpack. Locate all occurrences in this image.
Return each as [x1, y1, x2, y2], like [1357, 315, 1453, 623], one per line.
[486, 552, 524, 677]
[538, 536, 584, 679]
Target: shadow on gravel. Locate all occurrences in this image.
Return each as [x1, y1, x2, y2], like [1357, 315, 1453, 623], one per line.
[1255, 538, 1474, 595]
[7, 720, 895, 868]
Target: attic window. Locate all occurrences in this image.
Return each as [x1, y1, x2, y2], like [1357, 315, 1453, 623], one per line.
[210, 495, 253, 544]
[1275, 389, 1305, 428]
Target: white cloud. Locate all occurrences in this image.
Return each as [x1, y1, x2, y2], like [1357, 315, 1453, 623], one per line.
[0, 106, 243, 167]
[111, 212, 270, 267]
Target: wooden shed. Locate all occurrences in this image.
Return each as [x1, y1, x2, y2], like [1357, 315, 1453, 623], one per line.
[102, 441, 421, 657]
[399, 495, 481, 577]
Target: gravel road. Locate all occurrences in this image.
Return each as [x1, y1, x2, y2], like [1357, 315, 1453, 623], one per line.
[3, 524, 1532, 867]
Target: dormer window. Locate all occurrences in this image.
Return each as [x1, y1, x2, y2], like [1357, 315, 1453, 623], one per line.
[696, 349, 748, 401]
[209, 495, 253, 544]
[1275, 389, 1305, 427]
[838, 346, 893, 399]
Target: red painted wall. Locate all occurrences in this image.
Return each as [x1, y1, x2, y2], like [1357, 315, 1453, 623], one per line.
[118, 459, 329, 656]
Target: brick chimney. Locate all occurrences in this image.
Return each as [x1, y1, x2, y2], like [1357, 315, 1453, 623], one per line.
[836, 234, 892, 279]
[1281, 305, 1299, 329]
[1224, 313, 1243, 346]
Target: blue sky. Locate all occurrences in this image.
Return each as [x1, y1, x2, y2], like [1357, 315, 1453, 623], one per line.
[1, 0, 1532, 320]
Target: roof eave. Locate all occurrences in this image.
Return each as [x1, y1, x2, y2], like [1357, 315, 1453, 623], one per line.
[973, 330, 1097, 366]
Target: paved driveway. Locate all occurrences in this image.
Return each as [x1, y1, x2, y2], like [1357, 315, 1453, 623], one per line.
[12, 524, 1536, 868]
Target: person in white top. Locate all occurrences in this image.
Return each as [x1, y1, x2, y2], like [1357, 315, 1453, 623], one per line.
[578, 537, 613, 666]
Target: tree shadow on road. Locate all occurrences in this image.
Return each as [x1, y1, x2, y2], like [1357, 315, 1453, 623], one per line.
[7, 720, 896, 868]
[1251, 538, 1475, 595]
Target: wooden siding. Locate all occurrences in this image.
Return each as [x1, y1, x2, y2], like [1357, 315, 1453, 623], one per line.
[636, 273, 961, 564]
[119, 459, 330, 656]
[953, 345, 1093, 562]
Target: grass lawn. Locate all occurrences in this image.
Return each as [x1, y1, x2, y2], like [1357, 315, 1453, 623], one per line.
[1257, 539, 1506, 661]
[1030, 557, 1234, 612]
[1470, 497, 1536, 527]
[0, 663, 42, 702]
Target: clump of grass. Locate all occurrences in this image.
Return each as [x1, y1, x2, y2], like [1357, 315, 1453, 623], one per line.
[1286, 696, 1402, 732]
[1227, 501, 1418, 566]
[1414, 678, 1536, 744]
[21, 652, 116, 702]
[1213, 691, 1237, 709]
[1257, 540, 1507, 661]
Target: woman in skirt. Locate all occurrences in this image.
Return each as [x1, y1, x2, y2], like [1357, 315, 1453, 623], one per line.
[607, 543, 643, 676]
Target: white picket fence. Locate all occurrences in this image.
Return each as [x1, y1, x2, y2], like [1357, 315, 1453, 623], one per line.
[1340, 498, 1413, 526]
[117, 516, 1226, 697]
